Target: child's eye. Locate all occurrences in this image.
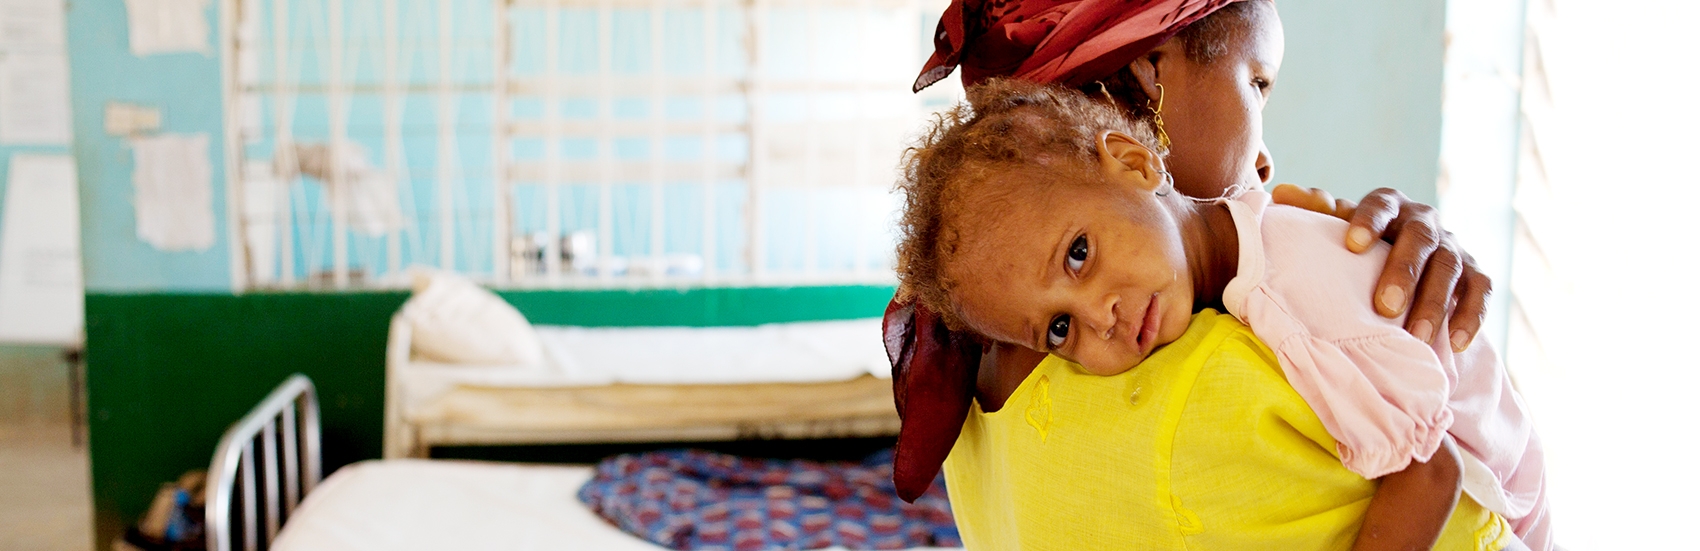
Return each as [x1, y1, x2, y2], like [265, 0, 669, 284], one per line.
[1047, 314, 1071, 349]
[1066, 235, 1088, 273]
[1253, 77, 1272, 92]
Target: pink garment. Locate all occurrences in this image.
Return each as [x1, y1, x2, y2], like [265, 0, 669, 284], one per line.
[1220, 191, 1552, 551]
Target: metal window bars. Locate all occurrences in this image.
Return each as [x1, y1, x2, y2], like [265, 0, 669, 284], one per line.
[225, 0, 955, 291]
[206, 374, 322, 551]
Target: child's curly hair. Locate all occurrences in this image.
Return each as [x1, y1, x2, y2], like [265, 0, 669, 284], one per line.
[895, 79, 1165, 330]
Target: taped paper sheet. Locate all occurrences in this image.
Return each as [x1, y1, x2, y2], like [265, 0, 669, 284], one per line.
[124, 0, 209, 56]
[0, 0, 67, 52]
[132, 133, 215, 251]
[0, 154, 82, 345]
[0, 52, 72, 145]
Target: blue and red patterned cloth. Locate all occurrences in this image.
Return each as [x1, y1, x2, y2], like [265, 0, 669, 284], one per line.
[578, 448, 959, 550]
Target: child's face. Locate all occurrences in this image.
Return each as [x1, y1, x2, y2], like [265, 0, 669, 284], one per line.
[1150, 3, 1284, 197]
[946, 142, 1195, 376]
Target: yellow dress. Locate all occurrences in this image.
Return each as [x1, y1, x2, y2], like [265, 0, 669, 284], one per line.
[942, 311, 1514, 550]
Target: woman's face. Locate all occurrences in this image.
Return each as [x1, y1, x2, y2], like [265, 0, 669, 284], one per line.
[1145, 5, 1284, 198]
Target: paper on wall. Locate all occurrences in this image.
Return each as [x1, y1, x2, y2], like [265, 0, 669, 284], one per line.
[132, 133, 215, 251]
[0, 52, 71, 145]
[0, 0, 67, 52]
[0, 154, 82, 345]
[240, 160, 279, 283]
[124, 0, 209, 56]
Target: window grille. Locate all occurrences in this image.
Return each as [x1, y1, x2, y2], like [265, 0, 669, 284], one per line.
[226, 0, 957, 289]
[1472, 1, 1699, 547]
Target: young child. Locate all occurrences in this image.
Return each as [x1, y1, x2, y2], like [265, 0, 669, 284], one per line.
[894, 80, 1550, 550]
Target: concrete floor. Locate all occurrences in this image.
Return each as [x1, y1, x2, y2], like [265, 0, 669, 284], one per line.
[0, 346, 93, 551]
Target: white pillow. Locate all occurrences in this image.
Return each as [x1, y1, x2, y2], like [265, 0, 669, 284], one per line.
[401, 270, 545, 366]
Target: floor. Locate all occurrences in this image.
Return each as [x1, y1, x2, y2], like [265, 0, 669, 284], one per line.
[0, 345, 93, 551]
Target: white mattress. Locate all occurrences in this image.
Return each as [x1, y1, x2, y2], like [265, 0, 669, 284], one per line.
[397, 319, 891, 413]
[271, 459, 958, 551]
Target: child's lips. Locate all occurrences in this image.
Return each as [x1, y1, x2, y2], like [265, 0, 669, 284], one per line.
[1136, 293, 1161, 357]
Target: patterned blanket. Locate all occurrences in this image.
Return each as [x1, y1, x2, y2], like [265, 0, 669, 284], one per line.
[579, 448, 959, 550]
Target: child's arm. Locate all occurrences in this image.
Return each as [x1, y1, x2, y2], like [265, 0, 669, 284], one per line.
[1350, 436, 1464, 551]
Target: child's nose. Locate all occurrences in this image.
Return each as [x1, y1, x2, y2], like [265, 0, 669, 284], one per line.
[1085, 294, 1120, 339]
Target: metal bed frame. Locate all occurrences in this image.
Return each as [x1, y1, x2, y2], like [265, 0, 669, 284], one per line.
[206, 374, 323, 551]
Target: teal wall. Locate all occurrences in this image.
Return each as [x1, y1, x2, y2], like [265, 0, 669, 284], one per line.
[68, 0, 232, 293]
[1263, 0, 1446, 205]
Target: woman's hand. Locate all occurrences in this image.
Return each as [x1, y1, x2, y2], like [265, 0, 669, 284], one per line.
[1271, 184, 1491, 352]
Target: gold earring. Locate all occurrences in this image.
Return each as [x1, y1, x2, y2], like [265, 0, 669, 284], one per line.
[1086, 81, 1116, 105]
[1149, 82, 1171, 150]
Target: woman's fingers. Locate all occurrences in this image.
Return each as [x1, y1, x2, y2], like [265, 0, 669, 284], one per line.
[1403, 236, 1464, 345]
[1346, 188, 1406, 253]
[1270, 183, 1337, 215]
[1371, 195, 1440, 319]
[1353, 188, 1493, 350]
[1284, 185, 1494, 350]
[1332, 197, 1358, 222]
[1446, 262, 1493, 352]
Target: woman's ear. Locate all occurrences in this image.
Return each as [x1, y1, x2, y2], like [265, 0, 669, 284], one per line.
[1127, 43, 1179, 106]
[1097, 131, 1163, 193]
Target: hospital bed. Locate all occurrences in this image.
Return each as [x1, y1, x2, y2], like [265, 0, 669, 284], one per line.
[383, 313, 903, 458]
[207, 375, 957, 551]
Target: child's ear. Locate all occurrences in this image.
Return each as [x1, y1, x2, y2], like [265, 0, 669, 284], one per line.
[1097, 131, 1163, 193]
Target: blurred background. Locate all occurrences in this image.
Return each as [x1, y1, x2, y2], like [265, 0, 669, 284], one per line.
[0, 0, 1693, 549]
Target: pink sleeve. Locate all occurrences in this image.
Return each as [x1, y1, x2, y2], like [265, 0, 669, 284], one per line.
[1447, 324, 1549, 545]
[1236, 285, 1455, 478]
[1224, 199, 1457, 478]
[1225, 200, 1550, 548]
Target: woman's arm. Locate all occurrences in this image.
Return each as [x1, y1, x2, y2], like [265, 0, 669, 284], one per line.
[1350, 436, 1464, 551]
[1271, 185, 1492, 352]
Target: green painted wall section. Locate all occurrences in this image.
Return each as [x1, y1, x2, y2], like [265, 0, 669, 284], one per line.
[83, 285, 895, 545]
[85, 292, 401, 545]
[502, 285, 900, 327]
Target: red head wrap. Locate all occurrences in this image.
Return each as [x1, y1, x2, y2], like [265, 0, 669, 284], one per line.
[914, 0, 1245, 92]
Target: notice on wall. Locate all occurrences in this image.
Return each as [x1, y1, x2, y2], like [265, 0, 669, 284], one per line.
[0, 52, 71, 145]
[133, 133, 215, 251]
[0, 154, 82, 346]
[124, 0, 209, 56]
[0, 0, 67, 52]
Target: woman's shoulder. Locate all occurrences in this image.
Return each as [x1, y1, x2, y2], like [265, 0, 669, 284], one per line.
[1174, 311, 1342, 448]
[1167, 310, 1282, 375]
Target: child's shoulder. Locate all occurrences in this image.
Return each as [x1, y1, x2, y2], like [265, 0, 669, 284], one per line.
[1230, 200, 1406, 342]
[1253, 203, 1389, 283]
[1259, 203, 1364, 251]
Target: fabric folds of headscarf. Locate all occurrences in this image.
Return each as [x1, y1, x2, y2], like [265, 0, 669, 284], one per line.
[883, 299, 981, 503]
[914, 0, 1244, 92]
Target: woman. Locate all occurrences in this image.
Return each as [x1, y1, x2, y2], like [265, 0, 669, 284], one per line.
[888, 0, 1495, 511]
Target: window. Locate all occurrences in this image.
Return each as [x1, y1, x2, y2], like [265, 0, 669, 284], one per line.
[227, 0, 957, 289]
[1443, 1, 1699, 547]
